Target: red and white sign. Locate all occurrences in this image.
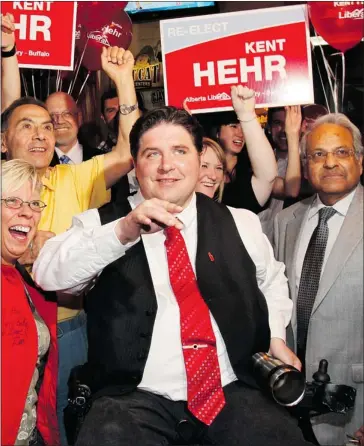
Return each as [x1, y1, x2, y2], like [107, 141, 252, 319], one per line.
[1, 1, 77, 70]
[161, 5, 314, 113]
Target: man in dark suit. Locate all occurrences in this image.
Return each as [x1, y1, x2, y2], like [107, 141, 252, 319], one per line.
[35, 87, 309, 446]
[274, 113, 363, 445]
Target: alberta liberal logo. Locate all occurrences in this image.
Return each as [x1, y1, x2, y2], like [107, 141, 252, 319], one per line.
[87, 31, 110, 46]
[338, 8, 364, 19]
[185, 92, 232, 102]
[87, 23, 123, 46]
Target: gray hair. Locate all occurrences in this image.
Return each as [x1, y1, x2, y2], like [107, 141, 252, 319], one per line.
[300, 113, 363, 164]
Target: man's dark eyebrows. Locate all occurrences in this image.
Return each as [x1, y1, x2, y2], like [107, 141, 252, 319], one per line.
[16, 117, 34, 125]
[16, 117, 53, 126]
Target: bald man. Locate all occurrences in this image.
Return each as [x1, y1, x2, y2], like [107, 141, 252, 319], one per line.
[46, 92, 99, 165]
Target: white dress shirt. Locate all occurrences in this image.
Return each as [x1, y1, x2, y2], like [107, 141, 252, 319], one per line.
[55, 140, 83, 165]
[295, 188, 357, 293]
[127, 168, 140, 194]
[34, 192, 292, 400]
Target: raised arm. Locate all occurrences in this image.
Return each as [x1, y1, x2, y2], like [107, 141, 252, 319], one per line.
[101, 46, 140, 189]
[33, 199, 183, 293]
[33, 209, 124, 294]
[1, 13, 21, 111]
[272, 106, 302, 199]
[231, 85, 277, 206]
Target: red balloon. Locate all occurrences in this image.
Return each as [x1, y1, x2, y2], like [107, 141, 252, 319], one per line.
[76, 1, 127, 32]
[309, 1, 364, 52]
[80, 11, 133, 72]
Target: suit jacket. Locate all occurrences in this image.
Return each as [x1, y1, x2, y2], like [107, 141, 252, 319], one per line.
[273, 184, 363, 446]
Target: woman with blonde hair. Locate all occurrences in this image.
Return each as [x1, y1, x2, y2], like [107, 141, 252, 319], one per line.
[1, 159, 59, 445]
[196, 137, 226, 202]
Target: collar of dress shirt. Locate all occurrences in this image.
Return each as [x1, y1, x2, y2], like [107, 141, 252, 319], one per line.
[309, 186, 357, 220]
[129, 191, 197, 231]
[55, 140, 83, 164]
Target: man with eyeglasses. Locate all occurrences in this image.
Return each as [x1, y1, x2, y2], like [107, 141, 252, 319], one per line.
[259, 105, 329, 244]
[46, 92, 100, 165]
[273, 113, 363, 446]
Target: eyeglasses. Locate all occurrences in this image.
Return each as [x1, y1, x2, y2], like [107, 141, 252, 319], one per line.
[1, 197, 47, 212]
[305, 148, 355, 163]
[49, 111, 76, 122]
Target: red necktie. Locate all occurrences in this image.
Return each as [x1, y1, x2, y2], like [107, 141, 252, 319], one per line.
[164, 226, 226, 425]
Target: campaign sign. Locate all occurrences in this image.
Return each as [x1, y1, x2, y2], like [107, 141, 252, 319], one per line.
[160, 5, 314, 113]
[1, 1, 77, 70]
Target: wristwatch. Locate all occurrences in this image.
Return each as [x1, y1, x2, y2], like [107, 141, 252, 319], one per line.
[119, 103, 138, 115]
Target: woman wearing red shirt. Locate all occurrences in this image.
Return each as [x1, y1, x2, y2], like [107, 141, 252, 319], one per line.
[1, 159, 59, 445]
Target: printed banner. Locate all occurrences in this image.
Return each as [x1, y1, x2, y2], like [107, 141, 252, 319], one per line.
[160, 5, 314, 113]
[1, 1, 77, 70]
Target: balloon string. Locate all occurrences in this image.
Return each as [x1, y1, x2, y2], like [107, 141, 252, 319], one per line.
[69, 36, 89, 95]
[47, 70, 51, 97]
[315, 29, 337, 112]
[329, 52, 346, 112]
[76, 71, 90, 103]
[341, 52, 346, 110]
[32, 69, 37, 99]
[56, 70, 60, 92]
[21, 70, 29, 97]
[313, 48, 330, 113]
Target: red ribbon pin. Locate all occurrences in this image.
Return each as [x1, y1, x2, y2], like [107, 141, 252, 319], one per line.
[208, 252, 215, 262]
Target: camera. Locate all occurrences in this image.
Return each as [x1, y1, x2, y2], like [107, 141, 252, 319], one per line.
[252, 354, 357, 416]
[252, 352, 306, 406]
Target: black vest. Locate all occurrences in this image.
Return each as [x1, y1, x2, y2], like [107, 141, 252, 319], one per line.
[84, 193, 270, 397]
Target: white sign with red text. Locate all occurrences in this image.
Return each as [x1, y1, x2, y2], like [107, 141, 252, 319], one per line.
[1, 1, 77, 70]
[160, 4, 314, 112]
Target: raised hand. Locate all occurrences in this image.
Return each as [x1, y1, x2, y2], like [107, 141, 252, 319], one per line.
[114, 198, 183, 244]
[101, 46, 134, 84]
[1, 13, 15, 51]
[285, 105, 302, 140]
[231, 85, 256, 121]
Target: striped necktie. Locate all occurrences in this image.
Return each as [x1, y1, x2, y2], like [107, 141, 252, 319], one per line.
[59, 155, 71, 164]
[165, 226, 225, 425]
